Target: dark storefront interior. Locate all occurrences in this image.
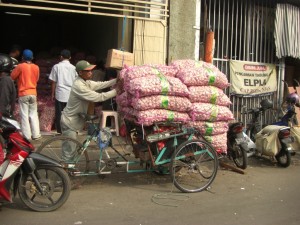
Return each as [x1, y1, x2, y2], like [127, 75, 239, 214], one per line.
[0, 8, 119, 61]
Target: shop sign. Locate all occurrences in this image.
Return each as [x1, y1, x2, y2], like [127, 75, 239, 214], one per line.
[229, 60, 277, 96]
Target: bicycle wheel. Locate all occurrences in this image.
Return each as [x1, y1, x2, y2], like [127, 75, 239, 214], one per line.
[36, 136, 89, 173]
[170, 139, 218, 193]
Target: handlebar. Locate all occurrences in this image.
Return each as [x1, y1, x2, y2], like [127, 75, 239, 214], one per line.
[241, 106, 264, 115]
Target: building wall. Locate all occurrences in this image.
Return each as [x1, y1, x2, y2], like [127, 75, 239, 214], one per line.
[168, 0, 197, 63]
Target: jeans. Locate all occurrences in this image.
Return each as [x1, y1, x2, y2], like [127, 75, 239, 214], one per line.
[55, 100, 67, 134]
[19, 95, 41, 140]
[61, 120, 77, 162]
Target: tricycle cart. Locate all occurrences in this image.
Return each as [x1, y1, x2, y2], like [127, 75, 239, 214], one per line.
[37, 114, 218, 193]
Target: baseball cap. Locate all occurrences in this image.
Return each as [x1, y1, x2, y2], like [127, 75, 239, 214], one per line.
[76, 60, 96, 72]
[60, 49, 71, 59]
[23, 49, 33, 61]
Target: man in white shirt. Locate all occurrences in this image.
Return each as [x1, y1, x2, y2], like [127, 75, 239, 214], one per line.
[61, 60, 117, 162]
[49, 49, 77, 134]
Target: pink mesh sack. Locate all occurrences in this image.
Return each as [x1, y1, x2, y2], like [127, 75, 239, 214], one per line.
[187, 121, 229, 135]
[171, 59, 229, 89]
[116, 91, 131, 107]
[135, 109, 190, 126]
[204, 132, 228, 154]
[189, 103, 234, 121]
[131, 95, 191, 112]
[127, 76, 189, 98]
[125, 65, 178, 82]
[188, 86, 231, 106]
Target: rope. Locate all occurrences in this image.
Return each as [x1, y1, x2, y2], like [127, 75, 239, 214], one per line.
[151, 193, 190, 207]
[120, 16, 127, 67]
[120, 16, 127, 51]
[151, 173, 189, 207]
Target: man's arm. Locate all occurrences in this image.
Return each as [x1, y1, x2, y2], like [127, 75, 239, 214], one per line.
[10, 65, 20, 80]
[88, 79, 117, 91]
[49, 65, 58, 101]
[74, 83, 117, 103]
[51, 80, 56, 101]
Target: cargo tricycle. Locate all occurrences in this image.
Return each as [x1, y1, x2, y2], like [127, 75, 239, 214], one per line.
[37, 113, 218, 193]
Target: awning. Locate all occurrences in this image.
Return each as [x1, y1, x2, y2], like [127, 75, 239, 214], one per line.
[274, 3, 300, 59]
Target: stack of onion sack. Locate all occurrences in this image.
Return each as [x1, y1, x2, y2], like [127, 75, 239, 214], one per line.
[116, 64, 191, 126]
[171, 59, 234, 154]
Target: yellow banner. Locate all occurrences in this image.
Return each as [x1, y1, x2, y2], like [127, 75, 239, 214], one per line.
[229, 60, 277, 96]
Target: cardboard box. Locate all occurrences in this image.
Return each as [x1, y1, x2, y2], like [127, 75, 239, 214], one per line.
[105, 49, 134, 69]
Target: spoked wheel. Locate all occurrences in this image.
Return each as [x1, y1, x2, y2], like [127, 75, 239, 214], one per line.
[231, 142, 248, 169]
[37, 136, 89, 173]
[18, 166, 71, 212]
[170, 139, 218, 193]
[275, 150, 291, 168]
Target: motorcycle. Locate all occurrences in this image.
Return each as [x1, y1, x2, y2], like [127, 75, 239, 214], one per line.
[0, 113, 71, 211]
[227, 122, 248, 169]
[274, 93, 299, 127]
[244, 99, 295, 167]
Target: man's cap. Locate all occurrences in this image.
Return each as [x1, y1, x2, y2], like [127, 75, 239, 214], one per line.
[76, 60, 96, 72]
[23, 49, 33, 61]
[60, 49, 71, 59]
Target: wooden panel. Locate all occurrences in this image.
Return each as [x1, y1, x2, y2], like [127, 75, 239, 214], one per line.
[133, 20, 166, 65]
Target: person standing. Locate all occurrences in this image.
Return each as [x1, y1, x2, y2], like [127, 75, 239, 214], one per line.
[49, 49, 77, 134]
[9, 45, 22, 69]
[11, 49, 41, 140]
[0, 54, 16, 117]
[61, 60, 117, 162]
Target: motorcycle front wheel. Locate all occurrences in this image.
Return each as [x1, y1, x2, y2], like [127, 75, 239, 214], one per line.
[275, 150, 291, 168]
[18, 166, 71, 212]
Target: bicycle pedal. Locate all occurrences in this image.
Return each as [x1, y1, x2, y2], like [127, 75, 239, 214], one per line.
[68, 168, 81, 176]
[70, 172, 81, 176]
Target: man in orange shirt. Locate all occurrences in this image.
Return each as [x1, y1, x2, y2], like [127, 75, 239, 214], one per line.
[11, 49, 41, 140]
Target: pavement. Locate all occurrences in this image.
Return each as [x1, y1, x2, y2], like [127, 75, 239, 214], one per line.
[2, 131, 300, 225]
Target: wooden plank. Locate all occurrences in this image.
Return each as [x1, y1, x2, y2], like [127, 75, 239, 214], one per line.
[219, 161, 245, 175]
[0, 3, 167, 21]
[0, 0, 169, 20]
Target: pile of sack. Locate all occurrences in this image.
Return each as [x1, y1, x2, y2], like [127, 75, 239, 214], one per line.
[117, 64, 191, 125]
[116, 59, 234, 153]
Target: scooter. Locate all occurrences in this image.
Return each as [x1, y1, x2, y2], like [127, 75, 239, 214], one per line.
[0, 113, 71, 211]
[244, 99, 295, 167]
[226, 100, 269, 163]
[227, 122, 248, 169]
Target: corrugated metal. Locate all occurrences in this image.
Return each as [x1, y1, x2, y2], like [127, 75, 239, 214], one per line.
[0, 0, 169, 22]
[274, 3, 300, 59]
[198, 0, 283, 127]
